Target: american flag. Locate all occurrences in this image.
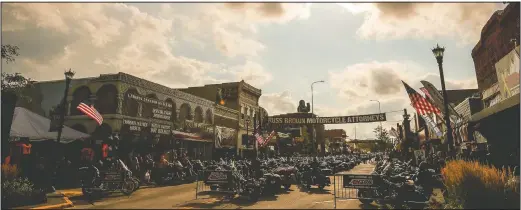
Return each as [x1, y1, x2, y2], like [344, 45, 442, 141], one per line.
[254, 132, 264, 145]
[402, 81, 440, 115]
[419, 87, 433, 100]
[77, 102, 103, 125]
[261, 131, 276, 147]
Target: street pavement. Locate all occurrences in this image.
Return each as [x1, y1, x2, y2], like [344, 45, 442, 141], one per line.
[70, 163, 376, 209]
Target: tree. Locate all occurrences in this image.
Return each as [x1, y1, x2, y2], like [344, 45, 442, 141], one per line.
[374, 125, 391, 142]
[1, 45, 20, 63]
[1, 45, 34, 159]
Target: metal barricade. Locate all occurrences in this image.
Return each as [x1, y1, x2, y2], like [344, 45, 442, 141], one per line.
[195, 170, 238, 199]
[332, 173, 431, 209]
[331, 173, 381, 209]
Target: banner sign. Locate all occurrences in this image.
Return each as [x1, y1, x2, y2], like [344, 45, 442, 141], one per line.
[127, 93, 173, 108]
[343, 174, 380, 189]
[152, 108, 172, 120]
[122, 119, 171, 135]
[420, 80, 460, 119]
[420, 114, 442, 137]
[267, 113, 386, 124]
[204, 171, 233, 184]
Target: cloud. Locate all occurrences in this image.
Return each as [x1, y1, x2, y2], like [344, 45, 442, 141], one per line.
[1, 3, 298, 88]
[322, 60, 478, 139]
[259, 91, 297, 115]
[231, 60, 273, 87]
[169, 3, 311, 59]
[339, 3, 504, 45]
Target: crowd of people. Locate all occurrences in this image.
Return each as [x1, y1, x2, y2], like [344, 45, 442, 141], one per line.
[2, 134, 206, 192]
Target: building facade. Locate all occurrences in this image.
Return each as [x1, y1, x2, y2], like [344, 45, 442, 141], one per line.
[324, 129, 347, 154]
[32, 72, 216, 159]
[471, 3, 520, 92]
[268, 112, 326, 155]
[178, 80, 262, 156]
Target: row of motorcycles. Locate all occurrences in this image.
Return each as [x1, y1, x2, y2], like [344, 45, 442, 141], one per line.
[77, 153, 374, 201]
[200, 154, 371, 201]
[79, 154, 210, 199]
[357, 158, 444, 208]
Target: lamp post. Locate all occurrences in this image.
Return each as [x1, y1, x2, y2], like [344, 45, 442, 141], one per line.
[311, 80, 325, 156]
[432, 44, 454, 156]
[57, 69, 75, 144]
[370, 100, 383, 142]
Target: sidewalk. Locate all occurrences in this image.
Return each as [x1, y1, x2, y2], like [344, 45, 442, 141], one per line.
[15, 189, 83, 209]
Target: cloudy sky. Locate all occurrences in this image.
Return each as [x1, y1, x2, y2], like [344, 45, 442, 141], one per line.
[2, 3, 505, 139]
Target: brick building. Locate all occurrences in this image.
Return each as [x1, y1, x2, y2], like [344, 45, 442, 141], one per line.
[178, 80, 263, 157]
[471, 3, 520, 92]
[30, 72, 216, 160]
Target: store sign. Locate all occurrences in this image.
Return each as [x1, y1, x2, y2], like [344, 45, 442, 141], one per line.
[127, 93, 172, 108]
[152, 108, 171, 120]
[122, 119, 171, 135]
[267, 113, 386, 124]
[495, 47, 520, 100]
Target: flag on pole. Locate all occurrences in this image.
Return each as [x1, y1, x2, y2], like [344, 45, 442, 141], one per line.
[402, 81, 441, 115]
[261, 131, 276, 147]
[389, 127, 399, 138]
[215, 127, 222, 148]
[77, 102, 103, 125]
[254, 132, 264, 145]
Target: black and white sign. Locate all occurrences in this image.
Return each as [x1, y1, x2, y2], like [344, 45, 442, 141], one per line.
[127, 93, 172, 108]
[122, 119, 171, 135]
[343, 174, 380, 189]
[204, 171, 232, 184]
[268, 113, 386, 125]
[152, 108, 172, 120]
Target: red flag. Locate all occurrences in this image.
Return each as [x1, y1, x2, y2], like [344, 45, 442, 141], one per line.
[77, 102, 103, 125]
[402, 81, 441, 115]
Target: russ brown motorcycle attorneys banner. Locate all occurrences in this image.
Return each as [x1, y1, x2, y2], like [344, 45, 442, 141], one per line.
[267, 113, 386, 124]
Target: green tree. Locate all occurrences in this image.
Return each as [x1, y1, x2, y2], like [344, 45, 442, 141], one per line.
[1, 45, 34, 159]
[374, 125, 391, 143]
[1, 45, 20, 63]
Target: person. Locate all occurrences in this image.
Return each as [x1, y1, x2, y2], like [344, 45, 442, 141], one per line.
[19, 139, 32, 177]
[4, 155, 11, 165]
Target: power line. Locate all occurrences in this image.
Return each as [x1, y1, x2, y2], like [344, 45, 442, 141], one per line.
[383, 109, 406, 114]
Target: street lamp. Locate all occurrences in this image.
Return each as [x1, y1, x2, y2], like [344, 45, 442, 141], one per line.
[432, 44, 454, 156]
[370, 100, 383, 142]
[57, 69, 75, 143]
[311, 80, 325, 156]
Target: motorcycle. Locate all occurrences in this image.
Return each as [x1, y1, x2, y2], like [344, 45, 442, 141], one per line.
[78, 160, 136, 198]
[299, 167, 331, 190]
[151, 161, 186, 186]
[273, 166, 298, 190]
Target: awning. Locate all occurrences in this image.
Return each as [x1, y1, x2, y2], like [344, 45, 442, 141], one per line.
[470, 93, 520, 122]
[172, 130, 212, 142]
[9, 107, 90, 143]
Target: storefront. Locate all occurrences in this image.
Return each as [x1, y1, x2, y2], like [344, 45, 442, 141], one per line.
[469, 93, 520, 168]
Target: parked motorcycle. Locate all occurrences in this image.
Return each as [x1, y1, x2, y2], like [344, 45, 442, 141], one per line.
[78, 160, 136, 199]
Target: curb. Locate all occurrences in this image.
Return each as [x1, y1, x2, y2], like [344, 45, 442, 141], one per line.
[31, 193, 75, 209]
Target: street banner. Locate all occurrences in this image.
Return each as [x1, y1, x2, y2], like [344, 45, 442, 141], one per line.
[420, 114, 442, 137]
[343, 174, 381, 189]
[267, 113, 386, 124]
[420, 80, 461, 119]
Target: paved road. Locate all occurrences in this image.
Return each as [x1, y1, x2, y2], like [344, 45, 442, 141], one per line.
[71, 164, 376, 209]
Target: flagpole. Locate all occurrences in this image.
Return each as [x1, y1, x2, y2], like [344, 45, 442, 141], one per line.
[254, 112, 258, 159]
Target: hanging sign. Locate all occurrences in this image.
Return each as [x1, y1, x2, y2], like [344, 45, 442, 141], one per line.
[267, 113, 386, 124]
